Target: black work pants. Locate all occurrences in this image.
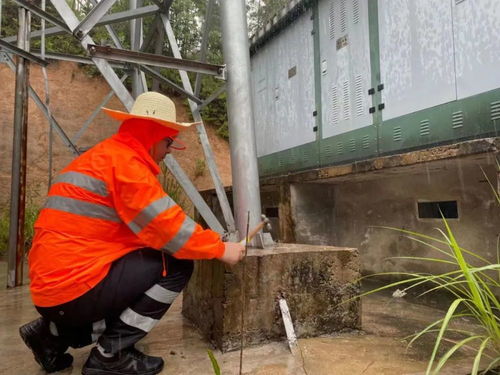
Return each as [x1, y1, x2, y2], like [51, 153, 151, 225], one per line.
[36, 249, 193, 354]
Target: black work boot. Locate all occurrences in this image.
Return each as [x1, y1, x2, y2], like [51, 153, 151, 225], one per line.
[19, 317, 73, 373]
[82, 346, 164, 375]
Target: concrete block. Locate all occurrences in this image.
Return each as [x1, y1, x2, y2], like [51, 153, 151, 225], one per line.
[182, 244, 361, 352]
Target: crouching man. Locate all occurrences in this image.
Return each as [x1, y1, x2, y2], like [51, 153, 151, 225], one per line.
[19, 92, 245, 375]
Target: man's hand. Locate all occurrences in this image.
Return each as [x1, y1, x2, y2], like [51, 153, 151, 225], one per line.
[218, 242, 245, 266]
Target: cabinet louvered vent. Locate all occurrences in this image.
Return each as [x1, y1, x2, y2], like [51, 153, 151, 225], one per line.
[340, 0, 347, 34]
[354, 75, 364, 117]
[452, 111, 464, 129]
[491, 101, 500, 121]
[362, 135, 370, 149]
[353, 0, 360, 24]
[349, 139, 356, 152]
[329, 0, 335, 40]
[393, 126, 402, 142]
[420, 119, 430, 136]
[336, 142, 344, 154]
[303, 151, 309, 163]
[278, 158, 284, 168]
[342, 81, 351, 120]
[329, 85, 339, 125]
[324, 145, 333, 157]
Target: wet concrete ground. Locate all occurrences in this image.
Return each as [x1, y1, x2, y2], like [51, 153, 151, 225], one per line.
[0, 262, 480, 375]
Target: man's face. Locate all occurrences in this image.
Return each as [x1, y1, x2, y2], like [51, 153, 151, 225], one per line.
[152, 137, 174, 163]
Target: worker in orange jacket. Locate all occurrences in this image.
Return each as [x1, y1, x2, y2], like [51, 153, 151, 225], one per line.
[19, 92, 245, 375]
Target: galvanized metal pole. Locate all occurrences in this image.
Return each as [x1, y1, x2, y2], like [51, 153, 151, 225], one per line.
[7, 7, 30, 287]
[130, 0, 144, 97]
[162, 16, 237, 237]
[220, 0, 262, 239]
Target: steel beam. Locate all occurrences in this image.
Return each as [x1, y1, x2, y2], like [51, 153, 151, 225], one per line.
[3, 4, 159, 43]
[140, 15, 161, 53]
[7, 7, 30, 288]
[85, 0, 123, 48]
[72, 74, 128, 144]
[0, 39, 48, 66]
[2, 25, 65, 43]
[194, 0, 215, 97]
[129, 0, 145, 98]
[162, 15, 237, 237]
[96, 4, 158, 27]
[196, 83, 226, 111]
[73, 0, 118, 40]
[88, 44, 225, 78]
[12, 0, 71, 32]
[85, 0, 123, 49]
[140, 65, 202, 104]
[220, 0, 262, 240]
[50, 0, 134, 110]
[3, 53, 80, 155]
[164, 155, 225, 235]
[150, 19, 164, 91]
[29, 50, 126, 68]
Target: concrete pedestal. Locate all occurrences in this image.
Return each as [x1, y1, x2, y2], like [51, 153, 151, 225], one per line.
[182, 244, 361, 352]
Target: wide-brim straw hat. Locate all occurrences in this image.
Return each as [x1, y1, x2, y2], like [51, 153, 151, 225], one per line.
[102, 91, 199, 131]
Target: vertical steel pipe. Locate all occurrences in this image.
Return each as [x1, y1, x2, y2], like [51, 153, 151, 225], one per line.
[7, 7, 31, 287]
[129, 0, 144, 97]
[220, 0, 262, 239]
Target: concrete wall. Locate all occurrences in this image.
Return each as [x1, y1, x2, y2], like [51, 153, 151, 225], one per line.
[290, 183, 336, 245]
[333, 160, 499, 275]
[282, 155, 499, 275]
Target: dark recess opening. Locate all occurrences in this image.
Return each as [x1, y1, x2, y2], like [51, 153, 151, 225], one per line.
[265, 207, 279, 218]
[418, 201, 458, 219]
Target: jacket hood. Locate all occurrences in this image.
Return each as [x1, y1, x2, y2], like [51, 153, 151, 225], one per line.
[118, 118, 179, 151]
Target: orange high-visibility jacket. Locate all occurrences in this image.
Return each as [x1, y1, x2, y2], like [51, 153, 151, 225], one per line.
[29, 131, 224, 307]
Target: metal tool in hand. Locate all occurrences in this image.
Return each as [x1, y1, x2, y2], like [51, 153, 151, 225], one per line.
[239, 214, 272, 245]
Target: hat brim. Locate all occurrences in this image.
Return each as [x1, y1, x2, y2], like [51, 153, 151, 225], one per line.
[102, 107, 200, 131]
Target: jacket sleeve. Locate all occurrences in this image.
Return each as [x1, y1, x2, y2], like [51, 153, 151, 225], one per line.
[111, 157, 225, 259]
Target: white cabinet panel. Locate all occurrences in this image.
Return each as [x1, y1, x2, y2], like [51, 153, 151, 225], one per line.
[378, 0, 456, 120]
[250, 10, 316, 157]
[453, 0, 500, 99]
[319, 0, 373, 139]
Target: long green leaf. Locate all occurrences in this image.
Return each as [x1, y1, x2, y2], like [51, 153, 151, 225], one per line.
[441, 220, 487, 317]
[419, 280, 472, 298]
[374, 226, 491, 264]
[432, 335, 482, 374]
[480, 166, 500, 204]
[386, 256, 457, 265]
[207, 349, 221, 375]
[406, 326, 478, 344]
[426, 298, 464, 375]
[483, 357, 500, 375]
[407, 319, 445, 347]
[471, 337, 491, 375]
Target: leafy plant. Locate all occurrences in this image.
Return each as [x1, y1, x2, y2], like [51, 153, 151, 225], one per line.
[159, 164, 192, 215]
[207, 349, 221, 375]
[194, 158, 206, 178]
[357, 165, 500, 374]
[0, 186, 42, 257]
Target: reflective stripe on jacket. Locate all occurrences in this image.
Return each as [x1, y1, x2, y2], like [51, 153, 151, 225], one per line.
[29, 132, 224, 307]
